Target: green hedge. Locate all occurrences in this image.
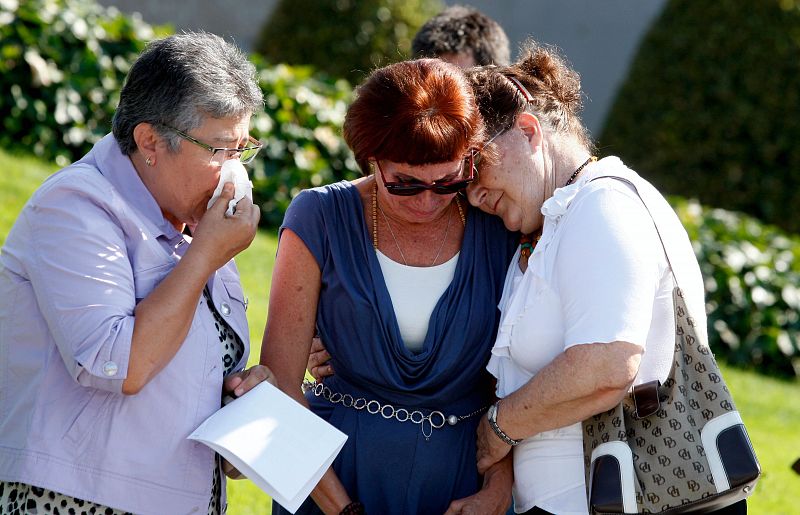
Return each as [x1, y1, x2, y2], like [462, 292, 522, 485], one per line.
[248, 59, 360, 227]
[674, 197, 800, 377]
[0, 0, 359, 227]
[0, 0, 168, 166]
[254, 0, 443, 83]
[601, 0, 800, 234]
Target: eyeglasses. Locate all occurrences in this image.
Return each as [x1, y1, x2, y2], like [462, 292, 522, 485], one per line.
[165, 125, 263, 166]
[473, 128, 512, 176]
[374, 151, 477, 196]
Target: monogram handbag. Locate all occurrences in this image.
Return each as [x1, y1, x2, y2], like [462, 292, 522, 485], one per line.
[582, 176, 761, 514]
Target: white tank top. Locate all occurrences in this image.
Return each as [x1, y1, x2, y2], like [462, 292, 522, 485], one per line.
[375, 251, 459, 352]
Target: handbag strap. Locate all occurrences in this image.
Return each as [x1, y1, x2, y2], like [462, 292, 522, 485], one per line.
[590, 174, 689, 413]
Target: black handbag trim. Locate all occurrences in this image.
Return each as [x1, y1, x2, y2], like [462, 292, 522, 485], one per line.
[588, 441, 639, 513]
[717, 425, 761, 489]
[589, 455, 626, 513]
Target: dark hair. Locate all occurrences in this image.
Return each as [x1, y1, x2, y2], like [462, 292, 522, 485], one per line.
[412, 5, 510, 66]
[343, 59, 484, 174]
[467, 39, 593, 154]
[112, 31, 263, 155]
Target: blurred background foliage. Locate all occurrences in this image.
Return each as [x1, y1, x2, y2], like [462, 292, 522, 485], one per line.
[254, 0, 443, 84]
[674, 198, 800, 377]
[600, 0, 800, 234]
[248, 58, 360, 227]
[0, 0, 362, 227]
[0, 0, 169, 167]
[1, 0, 799, 377]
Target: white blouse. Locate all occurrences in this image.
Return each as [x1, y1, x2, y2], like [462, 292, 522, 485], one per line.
[489, 158, 707, 514]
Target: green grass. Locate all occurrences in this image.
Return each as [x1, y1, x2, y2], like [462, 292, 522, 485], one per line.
[227, 227, 277, 515]
[0, 149, 58, 246]
[235, 226, 278, 368]
[718, 363, 800, 514]
[2, 148, 798, 514]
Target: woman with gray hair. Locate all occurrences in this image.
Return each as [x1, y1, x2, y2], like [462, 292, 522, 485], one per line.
[0, 32, 273, 514]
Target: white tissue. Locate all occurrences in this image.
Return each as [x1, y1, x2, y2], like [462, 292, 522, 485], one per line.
[207, 159, 253, 216]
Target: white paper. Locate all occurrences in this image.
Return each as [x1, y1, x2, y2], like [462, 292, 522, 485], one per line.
[188, 381, 347, 513]
[207, 158, 253, 215]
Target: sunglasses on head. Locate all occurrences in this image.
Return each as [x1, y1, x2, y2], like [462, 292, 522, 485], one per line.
[374, 151, 477, 196]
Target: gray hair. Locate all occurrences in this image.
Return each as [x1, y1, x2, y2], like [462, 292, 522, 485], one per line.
[112, 31, 263, 155]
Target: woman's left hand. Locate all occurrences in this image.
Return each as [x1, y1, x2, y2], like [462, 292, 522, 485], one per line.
[475, 414, 512, 475]
[223, 364, 277, 398]
[443, 485, 510, 515]
[445, 453, 513, 515]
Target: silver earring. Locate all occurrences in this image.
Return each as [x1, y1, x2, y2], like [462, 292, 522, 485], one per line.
[145, 156, 153, 166]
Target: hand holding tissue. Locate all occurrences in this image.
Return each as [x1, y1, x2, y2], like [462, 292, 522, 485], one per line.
[207, 159, 253, 216]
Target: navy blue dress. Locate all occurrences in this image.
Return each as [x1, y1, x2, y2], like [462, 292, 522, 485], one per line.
[273, 181, 516, 515]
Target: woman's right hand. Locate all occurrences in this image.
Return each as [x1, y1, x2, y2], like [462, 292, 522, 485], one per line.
[308, 336, 335, 382]
[189, 182, 260, 272]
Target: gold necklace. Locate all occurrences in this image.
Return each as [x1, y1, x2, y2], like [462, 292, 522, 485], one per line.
[372, 183, 465, 265]
[378, 202, 411, 265]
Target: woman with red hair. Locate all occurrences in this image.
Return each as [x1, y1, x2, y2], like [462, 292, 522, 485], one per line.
[261, 59, 517, 514]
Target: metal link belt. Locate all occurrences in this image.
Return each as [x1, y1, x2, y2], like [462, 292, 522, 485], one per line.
[303, 380, 488, 440]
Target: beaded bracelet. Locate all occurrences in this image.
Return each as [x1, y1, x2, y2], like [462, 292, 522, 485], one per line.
[340, 501, 365, 515]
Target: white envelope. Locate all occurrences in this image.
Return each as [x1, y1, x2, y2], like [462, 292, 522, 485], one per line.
[188, 381, 347, 513]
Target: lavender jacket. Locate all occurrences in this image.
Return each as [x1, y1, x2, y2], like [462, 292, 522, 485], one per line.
[0, 134, 250, 514]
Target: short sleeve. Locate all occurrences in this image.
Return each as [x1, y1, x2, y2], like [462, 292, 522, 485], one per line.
[279, 188, 329, 269]
[555, 183, 665, 350]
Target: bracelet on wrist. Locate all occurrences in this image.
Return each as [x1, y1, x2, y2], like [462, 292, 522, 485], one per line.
[340, 501, 365, 515]
[487, 401, 522, 446]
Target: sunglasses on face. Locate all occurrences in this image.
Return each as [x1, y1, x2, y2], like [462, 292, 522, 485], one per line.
[374, 151, 477, 196]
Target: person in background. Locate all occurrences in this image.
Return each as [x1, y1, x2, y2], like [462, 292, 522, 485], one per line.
[0, 32, 273, 515]
[261, 58, 517, 515]
[464, 41, 747, 515]
[412, 4, 511, 67]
